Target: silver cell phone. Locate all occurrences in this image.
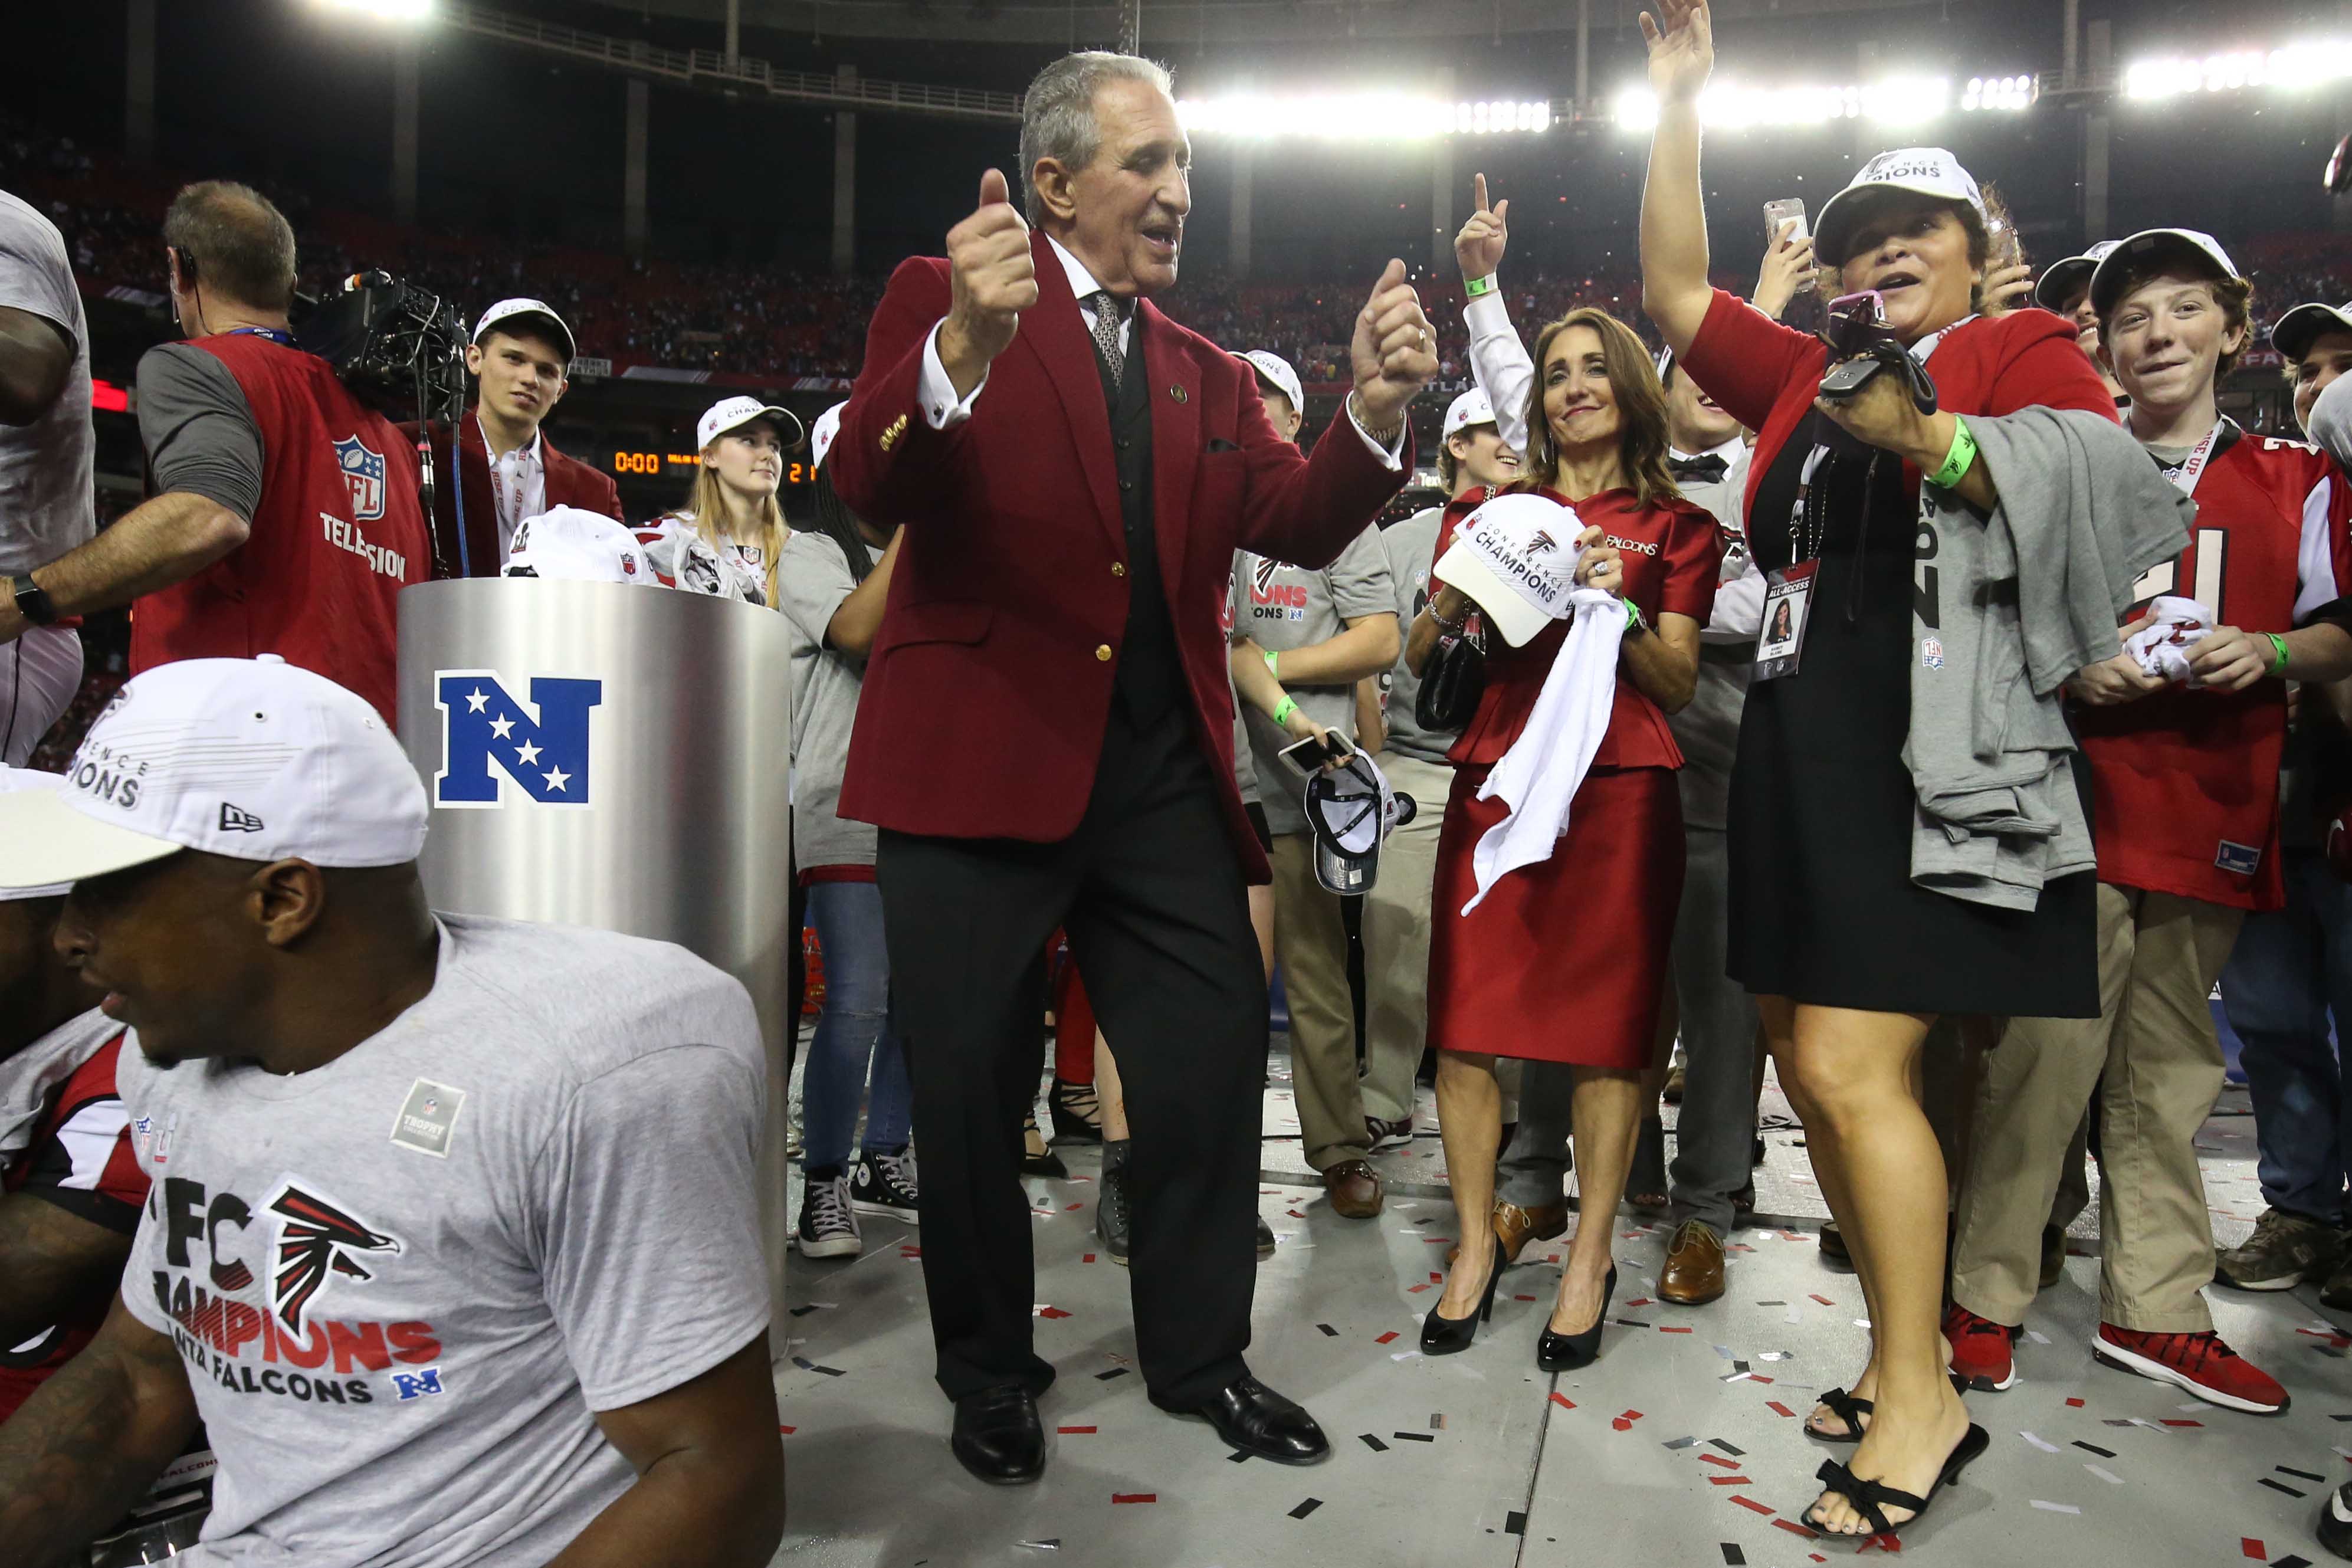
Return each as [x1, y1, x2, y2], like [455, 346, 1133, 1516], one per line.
[1764, 197, 1809, 247]
[1279, 731, 1355, 775]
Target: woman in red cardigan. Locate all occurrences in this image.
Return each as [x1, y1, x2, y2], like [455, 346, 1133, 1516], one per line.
[1405, 306, 1721, 1370]
[1637, 0, 2120, 1539]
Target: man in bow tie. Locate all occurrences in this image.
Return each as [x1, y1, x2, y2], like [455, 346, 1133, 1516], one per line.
[830, 50, 1434, 1485]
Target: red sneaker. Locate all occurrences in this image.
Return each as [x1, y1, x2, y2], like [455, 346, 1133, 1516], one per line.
[2092, 1323, 2289, 1415]
[1943, 1302, 2019, 1391]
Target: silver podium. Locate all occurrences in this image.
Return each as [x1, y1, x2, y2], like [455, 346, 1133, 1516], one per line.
[395, 578, 795, 1318]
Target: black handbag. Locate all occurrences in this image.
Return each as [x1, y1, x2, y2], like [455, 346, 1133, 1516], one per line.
[1415, 621, 1487, 732]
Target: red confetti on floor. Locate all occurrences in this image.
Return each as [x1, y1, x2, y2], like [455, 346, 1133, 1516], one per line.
[1514, 1293, 1539, 1301]
[1731, 1494, 1774, 1515]
[2159, 1418, 2203, 1427]
[1549, 1392, 1577, 1409]
[1409, 1284, 1432, 1293]
[1038, 1307, 1072, 1319]
[1767, 1401, 1797, 1418]
[1112, 1493, 1156, 1504]
[1627, 1297, 1655, 1307]
[2065, 1397, 2084, 1408]
[1375, 1331, 1400, 1344]
[1701, 1454, 1740, 1469]
[1057, 1425, 1097, 1434]
[2241, 1540, 2266, 1560]
[1082, 1254, 1096, 1263]
[778, 1425, 797, 1434]
[1809, 1294, 1835, 1305]
[1749, 1374, 1776, 1385]
[1661, 1326, 1695, 1334]
[1428, 1236, 1455, 1244]
[1709, 1475, 1752, 1486]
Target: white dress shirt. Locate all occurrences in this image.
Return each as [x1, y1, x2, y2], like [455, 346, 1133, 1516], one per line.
[480, 414, 547, 563]
[915, 235, 1402, 468]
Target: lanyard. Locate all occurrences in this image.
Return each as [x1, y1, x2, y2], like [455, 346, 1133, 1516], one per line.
[476, 413, 537, 532]
[2160, 418, 2230, 500]
[1787, 315, 1974, 566]
[225, 326, 294, 346]
[1909, 314, 1976, 366]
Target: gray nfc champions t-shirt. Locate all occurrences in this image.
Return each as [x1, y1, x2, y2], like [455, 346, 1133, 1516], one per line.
[0, 189, 93, 574]
[1375, 507, 1458, 765]
[779, 529, 884, 871]
[116, 914, 770, 1568]
[1230, 525, 1396, 835]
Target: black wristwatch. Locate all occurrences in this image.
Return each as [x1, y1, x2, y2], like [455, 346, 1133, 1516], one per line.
[8, 573, 55, 627]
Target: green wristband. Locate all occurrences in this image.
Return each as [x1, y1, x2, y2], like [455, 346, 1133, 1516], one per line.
[1465, 273, 1497, 298]
[1927, 415, 1979, 490]
[1623, 598, 1648, 635]
[2266, 632, 2291, 678]
[1272, 696, 1298, 727]
[1264, 648, 1280, 680]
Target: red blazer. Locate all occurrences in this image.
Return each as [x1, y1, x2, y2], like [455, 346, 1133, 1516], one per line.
[408, 411, 624, 578]
[829, 231, 1412, 880]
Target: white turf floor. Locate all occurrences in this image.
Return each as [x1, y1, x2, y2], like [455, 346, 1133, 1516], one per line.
[767, 1039, 2345, 1568]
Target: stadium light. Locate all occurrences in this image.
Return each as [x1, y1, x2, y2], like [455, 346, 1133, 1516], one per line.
[1175, 94, 1551, 140]
[316, 0, 434, 18]
[1960, 76, 2038, 111]
[2124, 39, 2352, 100]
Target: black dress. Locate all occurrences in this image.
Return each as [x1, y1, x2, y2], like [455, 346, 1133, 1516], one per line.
[1724, 414, 2098, 1018]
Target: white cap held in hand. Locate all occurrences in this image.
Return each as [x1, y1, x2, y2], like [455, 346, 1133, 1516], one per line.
[1432, 491, 1583, 649]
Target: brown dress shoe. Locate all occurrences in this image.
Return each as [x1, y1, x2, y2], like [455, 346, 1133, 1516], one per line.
[1658, 1219, 1726, 1305]
[1322, 1159, 1384, 1218]
[1494, 1199, 1569, 1262]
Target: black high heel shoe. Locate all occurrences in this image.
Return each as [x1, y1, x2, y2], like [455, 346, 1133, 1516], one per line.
[1806, 1422, 1989, 1540]
[1421, 1240, 1503, 1354]
[1537, 1265, 1616, 1372]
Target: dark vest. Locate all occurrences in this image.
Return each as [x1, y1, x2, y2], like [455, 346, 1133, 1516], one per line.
[1094, 309, 1185, 724]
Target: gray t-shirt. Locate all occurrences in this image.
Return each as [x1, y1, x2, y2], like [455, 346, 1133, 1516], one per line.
[117, 914, 769, 1568]
[779, 529, 882, 870]
[1375, 507, 1457, 765]
[0, 190, 93, 573]
[136, 343, 265, 519]
[1230, 526, 1396, 835]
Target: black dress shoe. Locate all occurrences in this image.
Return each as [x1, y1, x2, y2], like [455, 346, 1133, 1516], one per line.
[1537, 1265, 1616, 1372]
[951, 1385, 1045, 1485]
[1157, 1374, 1329, 1464]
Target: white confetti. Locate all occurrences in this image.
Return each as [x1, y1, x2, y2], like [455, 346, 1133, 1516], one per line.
[2019, 1431, 2060, 1453]
[2030, 1500, 2082, 1515]
[2085, 1465, 2123, 1485]
[2025, 1330, 2052, 1346]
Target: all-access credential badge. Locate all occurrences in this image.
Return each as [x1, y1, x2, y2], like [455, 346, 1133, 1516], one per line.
[391, 1078, 467, 1158]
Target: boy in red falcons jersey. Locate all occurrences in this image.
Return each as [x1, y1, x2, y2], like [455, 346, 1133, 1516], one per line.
[1944, 229, 2352, 1415]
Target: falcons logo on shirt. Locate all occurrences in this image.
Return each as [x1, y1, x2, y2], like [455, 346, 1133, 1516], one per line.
[1252, 555, 1283, 593]
[267, 1183, 402, 1333]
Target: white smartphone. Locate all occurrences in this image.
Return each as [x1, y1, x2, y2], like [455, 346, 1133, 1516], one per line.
[1764, 196, 1809, 247]
[1279, 731, 1356, 775]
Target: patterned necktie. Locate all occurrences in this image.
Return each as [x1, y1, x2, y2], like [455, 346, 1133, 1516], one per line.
[1088, 290, 1127, 389]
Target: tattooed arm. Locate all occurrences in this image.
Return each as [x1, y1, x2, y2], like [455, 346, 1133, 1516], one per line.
[0, 1194, 136, 1351]
[0, 1297, 199, 1568]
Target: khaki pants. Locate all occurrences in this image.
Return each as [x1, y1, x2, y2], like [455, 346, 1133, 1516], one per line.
[1271, 832, 1367, 1170]
[1357, 751, 1453, 1125]
[1951, 883, 2244, 1331]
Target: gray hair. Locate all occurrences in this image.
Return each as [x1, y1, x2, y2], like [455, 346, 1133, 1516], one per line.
[1017, 52, 1176, 224]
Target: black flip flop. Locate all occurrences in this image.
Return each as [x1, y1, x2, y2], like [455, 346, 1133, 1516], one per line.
[1806, 1423, 1990, 1540]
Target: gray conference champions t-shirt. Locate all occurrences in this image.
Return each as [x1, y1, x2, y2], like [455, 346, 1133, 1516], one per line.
[0, 190, 93, 574]
[1230, 526, 1395, 835]
[116, 914, 770, 1567]
[1375, 506, 1458, 765]
[779, 529, 884, 871]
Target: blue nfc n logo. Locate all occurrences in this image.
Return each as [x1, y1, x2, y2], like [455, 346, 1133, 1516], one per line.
[433, 671, 602, 809]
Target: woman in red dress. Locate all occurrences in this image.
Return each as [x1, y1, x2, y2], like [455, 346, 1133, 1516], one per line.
[1405, 306, 1723, 1367]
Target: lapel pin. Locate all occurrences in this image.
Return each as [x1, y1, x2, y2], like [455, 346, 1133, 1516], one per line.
[1168, 385, 1188, 404]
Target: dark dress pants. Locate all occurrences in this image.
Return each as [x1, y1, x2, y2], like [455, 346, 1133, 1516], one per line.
[877, 697, 1267, 1409]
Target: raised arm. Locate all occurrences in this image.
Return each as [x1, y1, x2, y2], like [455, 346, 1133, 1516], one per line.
[0, 1298, 201, 1568]
[1457, 174, 1533, 455]
[1636, 0, 1719, 357]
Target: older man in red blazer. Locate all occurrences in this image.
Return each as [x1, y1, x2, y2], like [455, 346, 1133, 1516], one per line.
[830, 51, 1434, 1485]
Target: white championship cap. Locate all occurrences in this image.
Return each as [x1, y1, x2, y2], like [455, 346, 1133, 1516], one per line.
[2274, 301, 2352, 366]
[1442, 388, 1498, 441]
[1431, 491, 1582, 649]
[0, 769, 74, 900]
[502, 506, 653, 585]
[2031, 239, 2122, 314]
[471, 297, 578, 362]
[1305, 753, 1418, 895]
[1813, 147, 1989, 268]
[2089, 228, 2242, 319]
[697, 395, 807, 452]
[1238, 349, 1305, 415]
[809, 400, 849, 471]
[0, 658, 428, 891]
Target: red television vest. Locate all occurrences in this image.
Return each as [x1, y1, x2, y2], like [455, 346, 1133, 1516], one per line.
[132, 334, 429, 721]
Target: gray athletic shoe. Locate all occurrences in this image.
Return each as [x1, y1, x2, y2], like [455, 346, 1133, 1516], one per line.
[2215, 1207, 2343, 1293]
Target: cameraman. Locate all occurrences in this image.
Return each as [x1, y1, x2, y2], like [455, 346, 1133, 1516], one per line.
[0, 182, 429, 723]
[427, 298, 621, 576]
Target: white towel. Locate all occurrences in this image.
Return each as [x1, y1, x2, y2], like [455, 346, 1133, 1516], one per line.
[2124, 594, 2215, 685]
[1464, 586, 1626, 913]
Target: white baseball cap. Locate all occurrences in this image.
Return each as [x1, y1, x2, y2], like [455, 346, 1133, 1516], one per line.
[0, 658, 428, 891]
[0, 769, 73, 901]
[1431, 491, 1582, 648]
[1238, 350, 1304, 416]
[2089, 228, 2242, 319]
[502, 506, 654, 586]
[2272, 301, 2352, 365]
[697, 395, 807, 452]
[2031, 239, 2122, 314]
[472, 297, 578, 363]
[809, 401, 848, 471]
[1305, 753, 1418, 895]
[1813, 147, 1989, 268]
[1442, 388, 1498, 441]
